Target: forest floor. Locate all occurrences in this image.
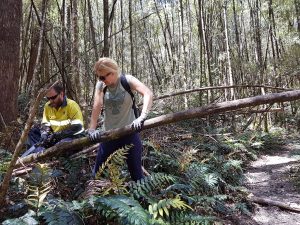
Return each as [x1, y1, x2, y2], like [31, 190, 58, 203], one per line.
[243, 138, 300, 225]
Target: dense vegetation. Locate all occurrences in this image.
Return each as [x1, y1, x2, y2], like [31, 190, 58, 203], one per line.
[1, 0, 300, 224]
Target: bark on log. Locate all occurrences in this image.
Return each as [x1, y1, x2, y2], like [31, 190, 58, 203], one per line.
[16, 90, 300, 167]
[250, 196, 300, 213]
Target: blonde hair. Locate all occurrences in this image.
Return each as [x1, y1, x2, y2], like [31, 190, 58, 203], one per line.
[94, 57, 120, 75]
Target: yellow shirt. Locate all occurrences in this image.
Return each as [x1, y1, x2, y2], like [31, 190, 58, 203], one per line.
[42, 97, 84, 134]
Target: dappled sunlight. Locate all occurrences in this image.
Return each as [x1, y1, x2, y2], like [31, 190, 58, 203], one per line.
[245, 172, 270, 185]
[251, 155, 298, 167]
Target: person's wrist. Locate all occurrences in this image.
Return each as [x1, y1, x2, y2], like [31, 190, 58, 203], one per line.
[140, 111, 148, 121]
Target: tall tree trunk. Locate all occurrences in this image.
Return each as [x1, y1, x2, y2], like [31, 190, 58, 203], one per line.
[71, 0, 81, 102]
[87, 0, 99, 60]
[295, 0, 300, 37]
[0, 0, 22, 130]
[129, 0, 135, 75]
[103, 0, 109, 56]
[223, 2, 235, 100]
[232, 0, 244, 85]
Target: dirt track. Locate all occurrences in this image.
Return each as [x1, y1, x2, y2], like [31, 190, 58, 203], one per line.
[244, 142, 300, 225]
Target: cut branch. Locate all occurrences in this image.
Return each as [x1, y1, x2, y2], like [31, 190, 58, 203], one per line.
[16, 90, 300, 167]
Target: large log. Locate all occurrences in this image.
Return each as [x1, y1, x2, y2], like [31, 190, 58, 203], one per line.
[249, 195, 300, 213]
[16, 90, 300, 167]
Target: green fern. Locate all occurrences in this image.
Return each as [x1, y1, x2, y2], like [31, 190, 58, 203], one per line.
[168, 211, 215, 225]
[95, 146, 129, 178]
[128, 173, 176, 199]
[185, 163, 219, 194]
[26, 163, 52, 214]
[148, 196, 192, 219]
[94, 195, 151, 225]
[42, 206, 84, 225]
[94, 146, 129, 195]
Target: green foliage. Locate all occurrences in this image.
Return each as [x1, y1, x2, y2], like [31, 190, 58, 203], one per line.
[59, 157, 89, 198]
[128, 173, 176, 199]
[0, 151, 11, 181]
[92, 195, 151, 225]
[2, 210, 39, 225]
[148, 196, 192, 219]
[185, 163, 219, 194]
[26, 164, 52, 214]
[95, 146, 130, 195]
[168, 211, 215, 225]
[42, 206, 84, 225]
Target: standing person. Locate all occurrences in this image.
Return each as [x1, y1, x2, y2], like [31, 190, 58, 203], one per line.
[88, 57, 153, 181]
[22, 81, 85, 157]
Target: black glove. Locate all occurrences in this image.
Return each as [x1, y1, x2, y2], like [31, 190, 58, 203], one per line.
[41, 133, 59, 148]
[40, 131, 49, 142]
[88, 130, 102, 142]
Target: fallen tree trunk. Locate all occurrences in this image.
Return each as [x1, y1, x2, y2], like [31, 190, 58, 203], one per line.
[249, 195, 300, 213]
[16, 89, 300, 167]
[151, 84, 292, 102]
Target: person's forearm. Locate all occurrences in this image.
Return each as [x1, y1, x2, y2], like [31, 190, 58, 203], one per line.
[57, 124, 83, 138]
[142, 90, 153, 114]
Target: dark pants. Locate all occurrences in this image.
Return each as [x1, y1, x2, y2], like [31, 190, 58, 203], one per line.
[22, 127, 73, 157]
[94, 132, 144, 181]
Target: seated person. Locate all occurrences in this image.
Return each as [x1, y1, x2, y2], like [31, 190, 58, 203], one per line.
[22, 81, 84, 157]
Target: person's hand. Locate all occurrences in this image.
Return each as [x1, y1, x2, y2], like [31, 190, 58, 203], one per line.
[131, 112, 148, 131]
[88, 130, 102, 142]
[40, 133, 56, 148]
[86, 128, 95, 136]
[40, 131, 49, 142]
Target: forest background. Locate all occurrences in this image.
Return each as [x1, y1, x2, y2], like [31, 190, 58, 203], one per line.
[1, 0, 300, 129]
[1, 0, 300, 224]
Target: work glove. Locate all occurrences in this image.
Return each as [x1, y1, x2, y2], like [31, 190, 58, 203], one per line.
[40, 131, 49, 142]
[43, 132, 63, 147]
[86, 128, 95, 136]
[131, 112, 148, 131]
[88, 130, 103, 142]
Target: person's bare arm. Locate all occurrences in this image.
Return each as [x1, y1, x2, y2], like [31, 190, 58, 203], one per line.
[129, 76, 153, 115]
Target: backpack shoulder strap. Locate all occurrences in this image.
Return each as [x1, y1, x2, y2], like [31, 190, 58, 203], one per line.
[103, 86, 108, 95]
[120, 74, 139, 118]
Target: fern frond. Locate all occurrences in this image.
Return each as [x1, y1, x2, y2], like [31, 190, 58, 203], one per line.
[128, 173, 176, 199]
[42, 206, 84, 225]
[168, 211, 215, 225]
[178, 147, 198, 172]
[27, 181, 52, 209]
[26, 163, 52, 213]
[148, 196, 192, 219]
[95, 146, 129, 179]
[185, 163, 219, 194]
[94, 195, 151, 225]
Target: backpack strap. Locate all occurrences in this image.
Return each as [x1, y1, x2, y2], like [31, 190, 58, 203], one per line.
[120, 74, 139, 118]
